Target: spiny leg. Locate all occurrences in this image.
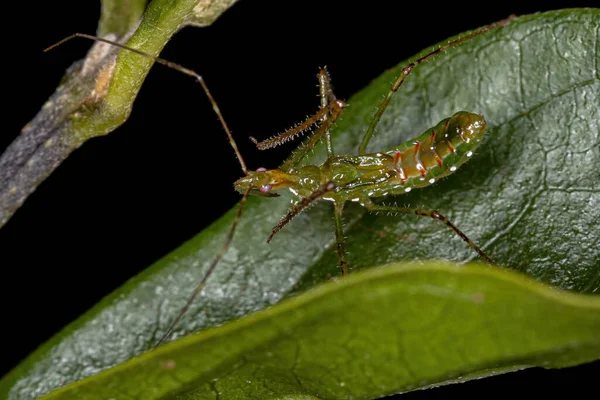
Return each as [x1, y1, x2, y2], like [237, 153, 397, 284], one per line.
[318, 68, 338, 104]
[358, 15, 515, 154]
[250, 99, 345, 151]
[267, 181, 336, 243]
[366, 203, 495, 266]
[157, 185, 253, 346]
[280, 101, 345, 172]
[44, 33, 249, 174]
[251, 69, 345, 171]
[318, 68, 337, 158]
[333, 201, 349, 275]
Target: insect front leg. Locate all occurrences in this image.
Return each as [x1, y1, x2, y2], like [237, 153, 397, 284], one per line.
[280, 103, 345, 172]
[318, 68, 337, 158]
[364, 201, 495, 266]
[250, 69, 346, 172]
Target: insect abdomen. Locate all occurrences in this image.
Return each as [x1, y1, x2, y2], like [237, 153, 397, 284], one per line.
[382, 111, 487, 196]
[316, 112, 486, 201]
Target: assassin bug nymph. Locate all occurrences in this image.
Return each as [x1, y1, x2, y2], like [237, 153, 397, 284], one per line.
[45, 15, 514, 344]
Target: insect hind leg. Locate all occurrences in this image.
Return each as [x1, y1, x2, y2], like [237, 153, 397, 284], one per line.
[365, 203, 496, 266]
[358, 15, 515, 154]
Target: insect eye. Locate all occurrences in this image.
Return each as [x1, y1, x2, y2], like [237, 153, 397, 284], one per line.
[259, 184, 272, 193]
[256, 167, 267, 172]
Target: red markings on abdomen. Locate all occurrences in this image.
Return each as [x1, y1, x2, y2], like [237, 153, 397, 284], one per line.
[414, 140, 426, 178]
[393, 149, 407, 184]
[430, 130, 443, 168]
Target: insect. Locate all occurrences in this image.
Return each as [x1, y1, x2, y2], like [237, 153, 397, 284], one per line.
[46, 15, 514, 345]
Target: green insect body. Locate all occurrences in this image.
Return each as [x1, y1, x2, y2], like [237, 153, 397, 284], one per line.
[234, 111, 486, 204]
[45, 15, 512, 343]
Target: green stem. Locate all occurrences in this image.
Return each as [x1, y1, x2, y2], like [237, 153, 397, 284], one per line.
[0, 0, 238, 229]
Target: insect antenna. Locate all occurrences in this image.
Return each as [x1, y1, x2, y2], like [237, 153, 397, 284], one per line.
[45, 33, 256, 345]
[44, 33, 249, 175]
[157, 184, 253, 346]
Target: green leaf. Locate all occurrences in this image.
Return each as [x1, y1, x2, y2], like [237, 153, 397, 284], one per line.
[294, 8, 600, 293]
[20, 263, 600, 399]
[2, 8, 599, 400]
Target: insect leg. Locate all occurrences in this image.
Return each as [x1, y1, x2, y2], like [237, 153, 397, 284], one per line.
[267, 181, 336, 243]
[250, 68, 342, 155]
[250, 99, 345, 151]
[365, 203, 495, 266]
[280, 101, 345, 172]
[358, 15, 515, 154]
[44, 33, 249, 175]
[318, 68, 337, 158]
[333, 201, 350, 275]
[156, 185, 254, 346]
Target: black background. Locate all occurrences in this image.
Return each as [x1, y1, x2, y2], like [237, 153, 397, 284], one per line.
[1, 0, 598, 397]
